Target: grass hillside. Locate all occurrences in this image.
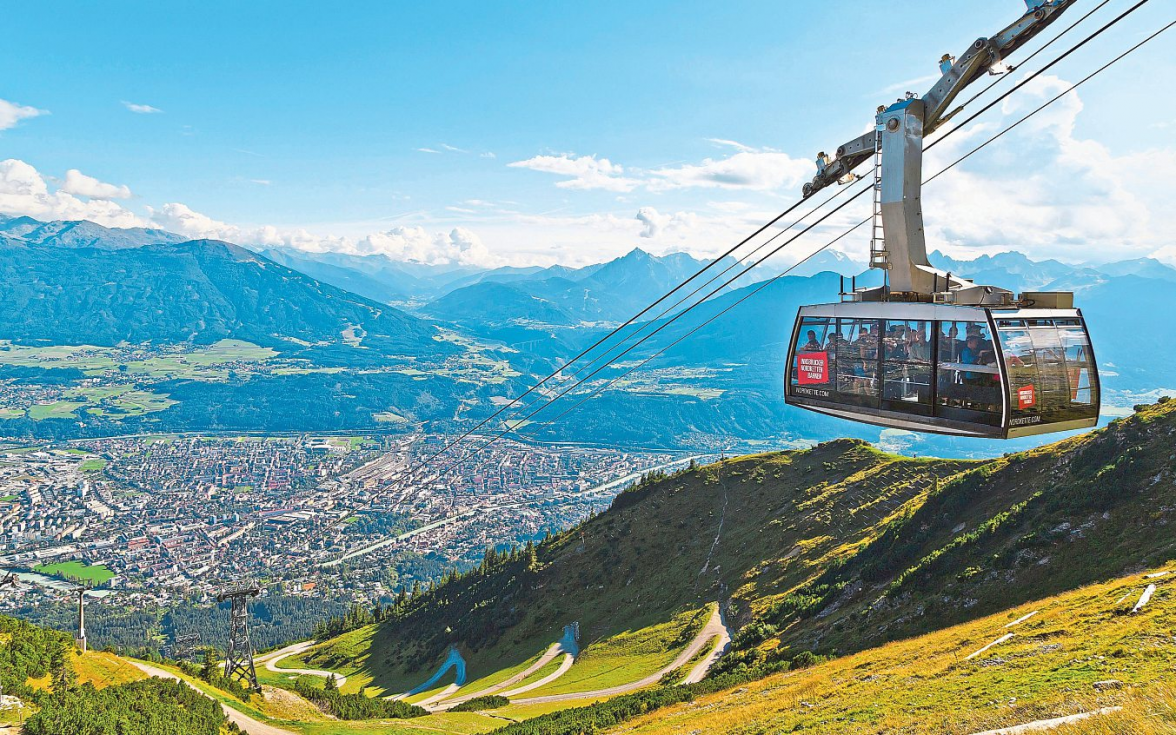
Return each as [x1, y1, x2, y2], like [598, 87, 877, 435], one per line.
[291, 400, 1176, 733]
[752, 398, 1176, 664]
[609, 565, 1176, 734]
[301, 441, 973, 695]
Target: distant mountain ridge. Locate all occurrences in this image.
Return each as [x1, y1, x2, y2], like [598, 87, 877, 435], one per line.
[3, 213, 1175, 451]
[0, 213, 188, 250]
[0, 232, 449, 359]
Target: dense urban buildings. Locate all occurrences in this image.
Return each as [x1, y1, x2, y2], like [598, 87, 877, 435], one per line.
[0, 433, 702, 612]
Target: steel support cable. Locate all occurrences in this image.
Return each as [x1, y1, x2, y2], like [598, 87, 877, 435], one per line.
[925, 0, 1150, 152]
[370, 178, 873, 506]
[313, 7, 1169, 551]
[484, 179, 867, 413]
[955, 0, 1112, 112]
[525, 17, 1176, 436]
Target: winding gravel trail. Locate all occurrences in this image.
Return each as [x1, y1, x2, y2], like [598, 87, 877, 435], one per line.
[127, 660, 295, 735]
[512, 604, 728, 705]
[434, 624, 581, 710]
[501, 652, 575, 697]
[680, 607, 732, 685]
[257, 641, 348, 688]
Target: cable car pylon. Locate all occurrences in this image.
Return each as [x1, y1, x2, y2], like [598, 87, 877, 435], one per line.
[218, 583, 262, 692]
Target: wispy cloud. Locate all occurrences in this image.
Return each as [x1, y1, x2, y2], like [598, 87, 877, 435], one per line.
[508, 153, 640, 192]
[415, 147, 442, 154]
[0, 98, 48, 131]
[249, 179, 271, 186]
[122, 101, 164, 114]
[706, 138, 756, 153]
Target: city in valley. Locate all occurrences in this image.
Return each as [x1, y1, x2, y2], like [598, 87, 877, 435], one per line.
[0, 433, 704, 614]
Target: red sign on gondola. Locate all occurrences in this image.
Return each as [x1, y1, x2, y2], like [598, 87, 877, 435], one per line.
[797, 352, 829, 385]
[1017, 384, 1036, 409]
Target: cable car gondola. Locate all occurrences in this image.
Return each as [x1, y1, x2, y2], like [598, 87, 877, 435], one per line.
[784, 0, 1099, 439]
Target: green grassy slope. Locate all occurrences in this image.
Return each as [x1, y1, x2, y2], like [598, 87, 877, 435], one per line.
[299, 400, 1176, 733]
[303, 441, 973, 694]
[753, 399, 1176, 664]
[610, 565, 1176, 735]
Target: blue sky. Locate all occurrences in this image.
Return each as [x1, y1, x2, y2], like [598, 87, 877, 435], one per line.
[2, 1, 1174, 266]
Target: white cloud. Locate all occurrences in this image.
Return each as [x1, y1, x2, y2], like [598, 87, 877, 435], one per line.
[635, 207, 701, 240]
[510, 145, 812, 195]
[508, 154, 640, 192]
[356, 226, 495, 266]
[0, 98, 47, 131]
[149, 202, 238, 240]
[0, 159, 145, 228]
[122, 101, 163, 114]
[416, 147, 441, 154]
[921, 74, 1171, 263]
[635, 207, 668, 238]
[249, 179, 271, 186]
[60, 169, 132, 200]
[648, 149, 812, 192]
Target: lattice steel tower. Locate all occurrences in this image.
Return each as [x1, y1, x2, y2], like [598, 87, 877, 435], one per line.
[218, 584, 261, 691]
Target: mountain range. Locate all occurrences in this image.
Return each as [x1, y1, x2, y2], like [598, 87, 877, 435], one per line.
[1, 213, 1175, 454]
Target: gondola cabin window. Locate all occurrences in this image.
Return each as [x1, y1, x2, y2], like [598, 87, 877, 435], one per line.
[835, 318, 881, 405]
[790, 317, 836, 399]
[936, 320, 1000, 417]
[882, 319, 933, 415]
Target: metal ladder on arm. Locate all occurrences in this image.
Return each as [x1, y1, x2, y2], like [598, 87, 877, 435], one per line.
[868, 136, 889, 272]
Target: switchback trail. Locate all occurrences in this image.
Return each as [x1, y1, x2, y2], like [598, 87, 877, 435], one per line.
[256, 641, 347, 688]
[436, 624, 579, 709]
[127, 660, 295, 735]
[512, 604, 728, 705]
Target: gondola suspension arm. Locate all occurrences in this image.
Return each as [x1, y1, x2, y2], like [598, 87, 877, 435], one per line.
[802, 0, 1077, 200]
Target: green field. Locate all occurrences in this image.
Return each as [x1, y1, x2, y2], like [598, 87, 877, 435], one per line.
[21, 386, 177, 421]
[0, 339, 276, 380]
[35, 560, 116, 586]
[80, 458, 108, 472]
[0, 495, 17, 502]
[27, 401, 86, 419]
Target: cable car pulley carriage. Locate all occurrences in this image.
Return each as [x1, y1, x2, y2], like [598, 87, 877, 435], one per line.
[784, 0, 1099, 439]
